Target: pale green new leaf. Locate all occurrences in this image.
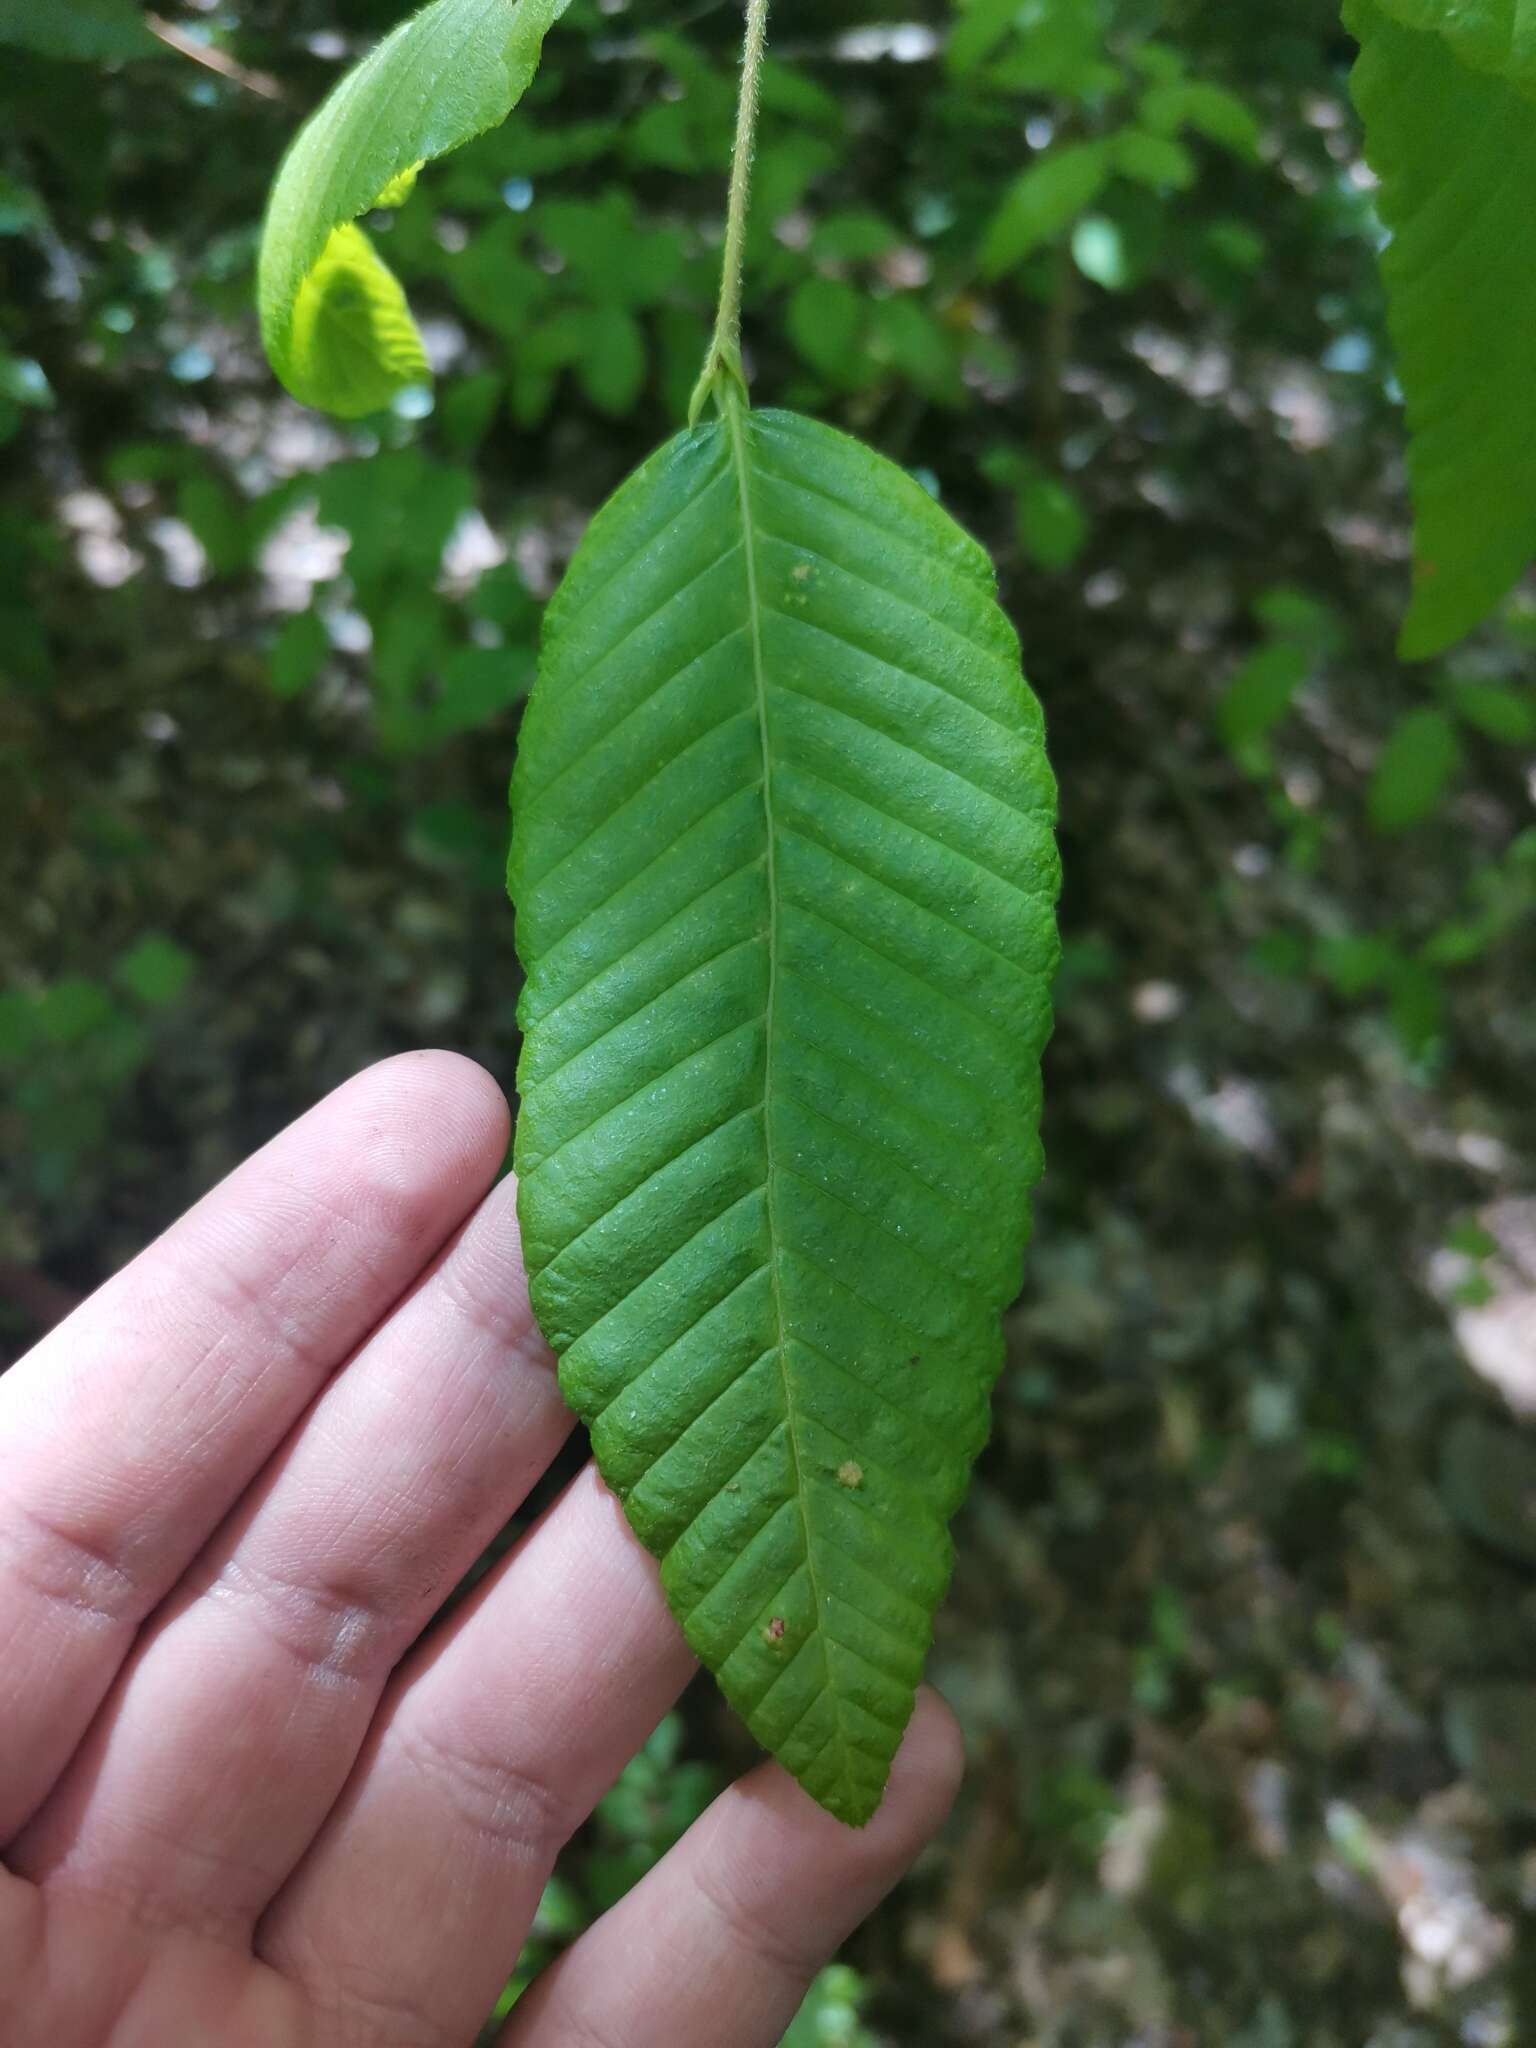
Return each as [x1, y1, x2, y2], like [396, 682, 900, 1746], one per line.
[509, 404, 1059, 1824]
[1348, 0, 1536, 654]
[258, 0, 570, 416]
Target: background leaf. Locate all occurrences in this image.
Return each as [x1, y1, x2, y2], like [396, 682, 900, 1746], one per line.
[1017, 469, 1090, 571]
[510, 405, 1059, 1824]
[1365, 0, 1536, 92]
[1218, 642, 1310, 756]
[981, 143, 1111, 277]
[257, 0, 572, 415]
[1440, 1414, 1536, 1568]
[0, 0, 159, 61]
[1366, 704, 1462, 830]
[1445, 677, 1536, 743]
[1138, 79, 1261, 158]
[1348, 0, 1536, 655]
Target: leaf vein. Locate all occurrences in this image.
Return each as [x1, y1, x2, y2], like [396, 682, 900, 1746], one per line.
[524, 703, 757, 905]
[523, 1013, 762, 1188]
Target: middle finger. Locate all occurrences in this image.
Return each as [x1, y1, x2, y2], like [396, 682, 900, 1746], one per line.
[9, 1176, 571, 1938]
[256, 1462, 697, 2046]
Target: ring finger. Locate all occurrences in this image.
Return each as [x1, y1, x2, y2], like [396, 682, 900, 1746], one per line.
[9, 1176, 571, 1938]
[502, 1689, 963, 2048]
[257, 1463, 698, 2046]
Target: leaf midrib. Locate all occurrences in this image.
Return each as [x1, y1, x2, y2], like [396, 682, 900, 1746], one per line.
[726, 392, 853, 1792]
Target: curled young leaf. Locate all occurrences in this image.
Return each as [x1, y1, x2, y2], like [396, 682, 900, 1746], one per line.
[258, 0, 571, 417]
[509, 401, 1059, 1823]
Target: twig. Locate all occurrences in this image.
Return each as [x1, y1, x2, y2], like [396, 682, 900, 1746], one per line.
[689, 0, 772, 421]
[145, 14, 284, 101]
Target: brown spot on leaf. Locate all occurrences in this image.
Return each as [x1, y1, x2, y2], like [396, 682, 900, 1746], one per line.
[763, 1615, 787, 1644]
[837, 1460, 864, 1489]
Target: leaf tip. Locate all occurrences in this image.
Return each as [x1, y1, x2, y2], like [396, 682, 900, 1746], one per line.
[1397, 595, 1457, 664]
[814, 1773, 885, 1830]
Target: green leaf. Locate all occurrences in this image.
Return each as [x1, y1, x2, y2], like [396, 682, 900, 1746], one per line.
[257, 0, 572, 417]
[429, 643, 535, 737]
[1251, 585, 1346, 654]
[269, 611, 331, 698]
[1366, 704, 1462, 830]
[1138, 79, 1261, 158]
[576, 306, 647, 417]
[787, 278, 867, 386]
[536, 192, 686, 309]
[1348, 0, 1536, 655]
[1367, 0, 1536, 92]
[438, 369, 504, 452]
[177, 475, 250, 579]
[34, 978, 114, 1045]
[0, 0, 158, 60]
[1441, 1413, 1536, 1567]
[509, 404, 1059, 1824]
[1016, 469, 1090, 571]
[759, 56, 843, 133]
[868, 298, 963, 406]
[1387, 953, 1444, 1056]
[980, 142, 1111, 277]
[1315, 932, 1402, 996]
[1203, 220, 1266, 275]
[1217, 642, 1309, 753]
[753, 135, 839, 224]
[316, 449, 474, 587]
[811, 211, 902, 264]
[953, 0, 1116, 95]
[1112, 128, 1198, 190]
[781, 1965, 876, 2048]
[114, 935, 194, 1008]
[947, 0, 1027, 76]
[1446, 676, 1536, 742]
[1447, 1682, 1536, 1812]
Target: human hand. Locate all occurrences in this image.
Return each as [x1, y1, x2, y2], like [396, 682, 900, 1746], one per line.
[0, 1053, 961, 2048]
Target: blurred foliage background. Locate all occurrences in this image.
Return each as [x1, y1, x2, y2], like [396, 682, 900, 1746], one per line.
[3, 0, 1536, 2042]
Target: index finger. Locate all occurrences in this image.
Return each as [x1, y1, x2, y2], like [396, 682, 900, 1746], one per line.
[0, 1049, 508, 1844]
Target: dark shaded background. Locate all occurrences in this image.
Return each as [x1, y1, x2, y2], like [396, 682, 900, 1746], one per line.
[3, 2, 1536, 2041]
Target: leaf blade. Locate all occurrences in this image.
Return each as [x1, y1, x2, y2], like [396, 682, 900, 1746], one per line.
[0, 0, 159, 61]
[980, 142, 1111, 277]
[257, 0, 570, 416]
[1367, 704, 1462, 830]
[510, 408, 1059, 1823]
[1348, 0, 1536, 654]
[1365, 0, 1536, 94]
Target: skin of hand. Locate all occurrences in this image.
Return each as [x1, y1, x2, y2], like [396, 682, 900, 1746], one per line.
[0, 1052, 963, 2048]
